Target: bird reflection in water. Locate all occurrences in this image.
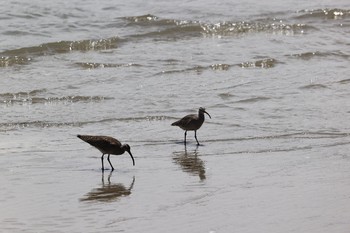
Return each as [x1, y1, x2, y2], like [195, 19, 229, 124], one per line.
[80, 171, 135, 202]
[173, 146, 206, 181]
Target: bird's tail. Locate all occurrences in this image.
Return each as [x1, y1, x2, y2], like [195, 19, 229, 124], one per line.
[77, 134, 89, 142]
[171, 121, 179, 126]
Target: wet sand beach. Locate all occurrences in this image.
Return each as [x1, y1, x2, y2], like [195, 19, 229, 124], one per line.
[1, 0, 350, 232]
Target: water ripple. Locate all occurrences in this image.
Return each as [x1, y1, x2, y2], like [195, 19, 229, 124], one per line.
[299, 84, 328, 90]
[0, 115, 171, 132]
[234, 97, 270, 103]
[288, 51, 350, 60]
[155, 58, 278, 76]
[75, 62, 141, 69]
[0, 56, 33, 67]
[0, 92, 113, 105]
[0, 37, 123, 58]
[295, 8, 350, 20]
[240, 58, 279, 68]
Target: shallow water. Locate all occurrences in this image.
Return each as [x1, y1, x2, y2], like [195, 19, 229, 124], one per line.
[1, 0, 350, 232]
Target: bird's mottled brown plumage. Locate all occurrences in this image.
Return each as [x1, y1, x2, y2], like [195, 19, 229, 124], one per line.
[77, 134, 135, 170]
[171, 107, 211, 145]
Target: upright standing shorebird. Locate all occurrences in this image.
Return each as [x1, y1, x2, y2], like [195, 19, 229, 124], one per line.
[171, 107, 211, 145]
[77, 135, 135, 171]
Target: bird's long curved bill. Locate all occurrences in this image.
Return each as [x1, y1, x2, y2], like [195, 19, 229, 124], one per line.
[204, 111, 212, 119]
[128, 152, 135, 166]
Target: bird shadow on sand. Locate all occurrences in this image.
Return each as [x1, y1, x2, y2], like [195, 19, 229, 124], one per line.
[79, 171, 135, 202]
[172, 145, 206, 181]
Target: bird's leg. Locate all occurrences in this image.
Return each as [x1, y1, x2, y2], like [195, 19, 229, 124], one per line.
[101, 170, 105, 184]
[101, 154, 105, 171]
[107, 154, 114, 171]
[184, 130, 187, 145]
[195, 130, 200, 145]
[108, 170, 113, 183]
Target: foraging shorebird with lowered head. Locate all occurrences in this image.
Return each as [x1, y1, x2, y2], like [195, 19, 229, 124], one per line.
[77, 135, 135, 171]
[171, 107, 211, 145]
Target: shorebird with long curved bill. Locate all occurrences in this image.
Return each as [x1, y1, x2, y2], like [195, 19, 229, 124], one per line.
[171, 107, 211, 145]
[77, 135, 135, 171]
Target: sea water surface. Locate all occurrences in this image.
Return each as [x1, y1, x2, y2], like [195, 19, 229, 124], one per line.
[1, 0, 350, 232]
